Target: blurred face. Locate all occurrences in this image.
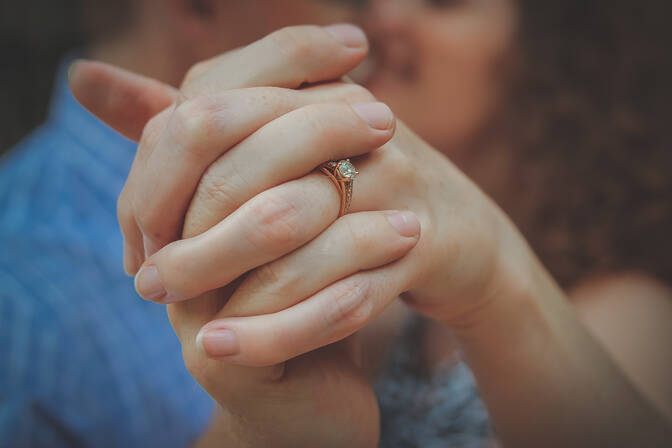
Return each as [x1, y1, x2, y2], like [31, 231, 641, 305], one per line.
[181, 0, 515, 158]
[199, 0, 360, 53]
[357, 0, 517, 155]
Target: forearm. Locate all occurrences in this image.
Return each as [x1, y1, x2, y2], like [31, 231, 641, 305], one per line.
[451, 226, 672, 447]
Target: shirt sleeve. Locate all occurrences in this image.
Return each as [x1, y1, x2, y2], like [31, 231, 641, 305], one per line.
[0, 241, 214, 448]
[0, 392, 85, 448]
[0, 270, 86, 448]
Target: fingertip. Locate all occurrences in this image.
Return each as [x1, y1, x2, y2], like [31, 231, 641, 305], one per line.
[68, 60, 108, 116]
[351, 102, 395, 131]
[67, 59, 83, 85]
[67, 59, 91, 104]
[134, 264, 168, 302]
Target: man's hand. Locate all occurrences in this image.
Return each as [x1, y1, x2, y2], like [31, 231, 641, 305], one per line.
[72, 24, 397, 447]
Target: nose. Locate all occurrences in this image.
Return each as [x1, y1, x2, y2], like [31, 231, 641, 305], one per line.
[362, 0, 417, 78]
[368, 0, 411, 34]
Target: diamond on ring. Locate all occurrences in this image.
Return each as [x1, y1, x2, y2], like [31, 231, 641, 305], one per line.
[319, 159, 358, 217]
[337, 160, 357, 179]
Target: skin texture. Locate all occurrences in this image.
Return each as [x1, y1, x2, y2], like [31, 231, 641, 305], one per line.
[572, 273, 672, 421]
[70, 25, 672, 446]
[69, 0, 672, 445]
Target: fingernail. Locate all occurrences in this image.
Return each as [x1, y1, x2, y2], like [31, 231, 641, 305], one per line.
[134, 265, 167, 301]
[386, 211, 421, 238]
[197, 328, 239, 358]
[352, 102, 394, 130]
[324, 24, 367, 48]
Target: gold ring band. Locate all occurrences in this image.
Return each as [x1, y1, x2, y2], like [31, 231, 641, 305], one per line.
[319, 159, 358, 217]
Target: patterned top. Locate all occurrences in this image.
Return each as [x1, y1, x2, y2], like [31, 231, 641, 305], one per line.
[375, 317, 492, 447]
[0, 60, 215, 448]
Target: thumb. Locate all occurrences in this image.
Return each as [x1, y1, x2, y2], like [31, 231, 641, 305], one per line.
[68, 60, 179, 141]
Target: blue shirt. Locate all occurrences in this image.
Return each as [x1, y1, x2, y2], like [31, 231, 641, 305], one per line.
[0, 61, 215, 447]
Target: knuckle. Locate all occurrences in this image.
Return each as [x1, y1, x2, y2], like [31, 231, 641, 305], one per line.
[245, 194, 302, 252]
[138, 108, 169, 151]
[170, 97, 218, 157]
[154, 244, 193, 296]
[324, 276, 374, 330]
[134, 204, 167, 244]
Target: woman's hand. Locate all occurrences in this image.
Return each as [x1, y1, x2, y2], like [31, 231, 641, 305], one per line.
[72, 24, 672, 448]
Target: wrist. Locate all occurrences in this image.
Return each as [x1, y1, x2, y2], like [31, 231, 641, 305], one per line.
[444, 212, 560, 342]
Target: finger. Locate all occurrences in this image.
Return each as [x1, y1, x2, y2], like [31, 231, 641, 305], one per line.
[181, 24, 368, 96]
[183, 100, 393, 238]
[130, 89, 386, 258]
[68, 60, 179, 141]
[117, 106, 176, 273]
[225, 210, 421, 317]
[122, 83, 373, 273]
[119, 195, 145, 275]
[134, 173, 339, 303]
[195, 258, 417, 367]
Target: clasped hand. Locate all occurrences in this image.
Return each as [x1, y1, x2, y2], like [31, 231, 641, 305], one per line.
[71, 24, 519, 447]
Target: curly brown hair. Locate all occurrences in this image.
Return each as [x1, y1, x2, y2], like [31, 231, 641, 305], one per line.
[488, 0, 672, 288]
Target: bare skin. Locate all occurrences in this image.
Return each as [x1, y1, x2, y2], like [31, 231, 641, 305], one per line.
[356, 0, 672, 427]
[72, 0, 671, 445]
[70, 27, 672, 445]
[572, 273, 672, 421]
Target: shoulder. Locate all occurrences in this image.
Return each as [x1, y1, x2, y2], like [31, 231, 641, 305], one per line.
[571, 272, 672, 421]
[0, 240, 212, 447]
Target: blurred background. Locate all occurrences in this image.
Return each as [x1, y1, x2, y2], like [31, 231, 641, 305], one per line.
[1, 0, 670, 446]
[0, 1, 85, 154]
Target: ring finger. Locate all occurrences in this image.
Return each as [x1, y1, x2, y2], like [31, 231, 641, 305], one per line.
[180, 100, 394, 238]
[120, 83, 381, 264]
[134, 173, 339, 303]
